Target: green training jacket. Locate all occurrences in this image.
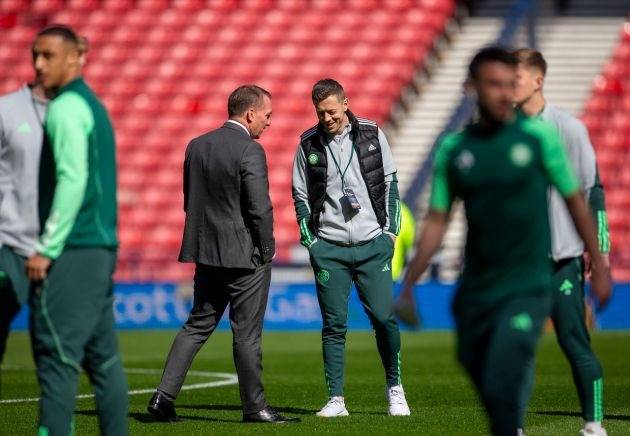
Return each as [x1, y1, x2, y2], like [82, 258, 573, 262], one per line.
[38, 78, 118, 259]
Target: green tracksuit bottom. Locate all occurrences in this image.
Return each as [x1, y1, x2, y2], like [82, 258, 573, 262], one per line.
[454, 293, 550, 436]
[30, 248, 128, 436]
[551, 257, 604, 422]
[309, 233, 401, 397]
[0, 246, 29, 364]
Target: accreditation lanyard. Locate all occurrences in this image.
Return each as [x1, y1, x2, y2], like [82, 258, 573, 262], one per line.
[326, 141, 354, 191]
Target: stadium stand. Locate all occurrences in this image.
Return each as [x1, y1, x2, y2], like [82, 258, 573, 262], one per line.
[391, 3, 627, 282]
[581, 21, 630, 280]
[0, 0, 456, 281]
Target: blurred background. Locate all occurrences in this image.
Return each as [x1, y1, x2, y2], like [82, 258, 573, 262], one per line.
[1, 0, 628, 331]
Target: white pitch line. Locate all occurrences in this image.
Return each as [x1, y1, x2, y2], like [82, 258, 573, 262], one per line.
[0, 367, 238, 405]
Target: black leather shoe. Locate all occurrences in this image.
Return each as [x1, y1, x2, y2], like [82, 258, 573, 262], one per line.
[147, 392, 180, 422]
[243, 406, 300, 423]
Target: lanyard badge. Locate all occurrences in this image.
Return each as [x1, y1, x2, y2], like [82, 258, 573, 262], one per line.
[343, 187, 361, 210]
[327, 143, 361, 211]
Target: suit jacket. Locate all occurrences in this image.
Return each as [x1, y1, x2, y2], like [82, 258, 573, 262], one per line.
[179, 121, 275, 268]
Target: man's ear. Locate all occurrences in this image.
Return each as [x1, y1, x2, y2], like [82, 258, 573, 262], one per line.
[65, 44, 81, 67]
[536, 74, 544, 92]
[463, 77, 476, 97]
[245, 108, 254, 123]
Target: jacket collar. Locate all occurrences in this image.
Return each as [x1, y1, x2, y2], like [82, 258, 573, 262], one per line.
[223, 120, 251, 138]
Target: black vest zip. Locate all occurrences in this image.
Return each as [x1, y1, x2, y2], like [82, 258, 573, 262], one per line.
[299, 110, 386, 233]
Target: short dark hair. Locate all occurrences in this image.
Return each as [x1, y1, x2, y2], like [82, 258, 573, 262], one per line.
[37, 25, 80, 46]
[468, 46, 518, 80]
[513, 48, 547, 76]
[311, 79, 345, 104]
[227, 85, 271, 117]
[228, 85, 271, 117]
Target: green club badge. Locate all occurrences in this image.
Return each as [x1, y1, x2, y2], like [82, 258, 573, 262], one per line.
[316, 269, 330, 284]
[308, 153, 319, 165]
[510, 143, 532, 167]
[510, 312, 533, 332]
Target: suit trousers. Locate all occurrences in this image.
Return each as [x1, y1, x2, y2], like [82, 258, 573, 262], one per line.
[157, 262, 271, 414]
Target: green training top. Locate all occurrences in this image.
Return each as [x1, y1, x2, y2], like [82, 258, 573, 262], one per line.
[431, 114, 579, 306]
[37, 78, 118, 259]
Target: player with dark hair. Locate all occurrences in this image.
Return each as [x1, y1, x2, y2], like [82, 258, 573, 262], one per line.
[0, 29, 88, 374]
[28, 25, 128, 435]
[292, 78, 409, 417]
[514, 48, 610, 436]
[397, 46, 611, 435]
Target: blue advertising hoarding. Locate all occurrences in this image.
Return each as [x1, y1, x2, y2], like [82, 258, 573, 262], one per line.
[10, 282, 630, 330]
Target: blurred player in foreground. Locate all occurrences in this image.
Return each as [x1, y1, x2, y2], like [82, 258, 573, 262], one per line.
[396, 46, 611, 435]
[514, 48, 610, 436]
[29, 25, 128, 435]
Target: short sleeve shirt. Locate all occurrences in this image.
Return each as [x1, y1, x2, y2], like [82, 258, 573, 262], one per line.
[430, 115, 579, 306]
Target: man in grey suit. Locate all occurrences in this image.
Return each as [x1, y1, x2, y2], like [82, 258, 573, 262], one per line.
[148, 85, 298, 424]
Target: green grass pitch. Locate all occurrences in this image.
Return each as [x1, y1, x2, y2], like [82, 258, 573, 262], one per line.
[1, 331, 629, 435]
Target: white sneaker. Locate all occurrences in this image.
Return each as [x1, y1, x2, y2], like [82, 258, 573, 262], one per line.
[579, 422, 608, 436]
[386, 385, 411, 416]
[316, 396, 349, 417]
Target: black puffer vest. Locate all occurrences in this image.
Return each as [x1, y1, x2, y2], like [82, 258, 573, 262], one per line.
[299, 110, 386, 233]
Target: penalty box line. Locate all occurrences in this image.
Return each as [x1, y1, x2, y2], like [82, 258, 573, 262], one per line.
[0, 367, 238, 404]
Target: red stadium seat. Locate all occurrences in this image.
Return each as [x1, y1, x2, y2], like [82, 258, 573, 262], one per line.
[67, 0, 100, 12]
[124, 9, 160, 28]
[0, 12, 17, 29]
[172, 0, 205, 11]
[136, 0, 170, 11]
[0, 0, 28, 14]
[102, 0, 134, 11]
[31, 0, 64, 14]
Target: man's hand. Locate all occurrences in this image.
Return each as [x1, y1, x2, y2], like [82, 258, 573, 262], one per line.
[394, 283, 420, 328]
[26, 254, 51, 282]
[584, 252, 610, 277]
[563, 194, 612, 309]
[589, 253, 612, 309]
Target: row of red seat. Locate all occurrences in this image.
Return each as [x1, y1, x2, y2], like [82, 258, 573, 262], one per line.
[2, 0, 454, 14]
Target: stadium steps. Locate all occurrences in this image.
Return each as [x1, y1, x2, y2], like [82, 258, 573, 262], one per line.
[391, 17, 503, 197]
[389, 17, 504, 282]
[536, 18, 625, 115]
[473, 0, 628, 17]
[561, 0, 629, 17]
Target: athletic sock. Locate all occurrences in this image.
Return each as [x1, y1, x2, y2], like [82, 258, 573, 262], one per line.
[584, 421, 603, 432]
